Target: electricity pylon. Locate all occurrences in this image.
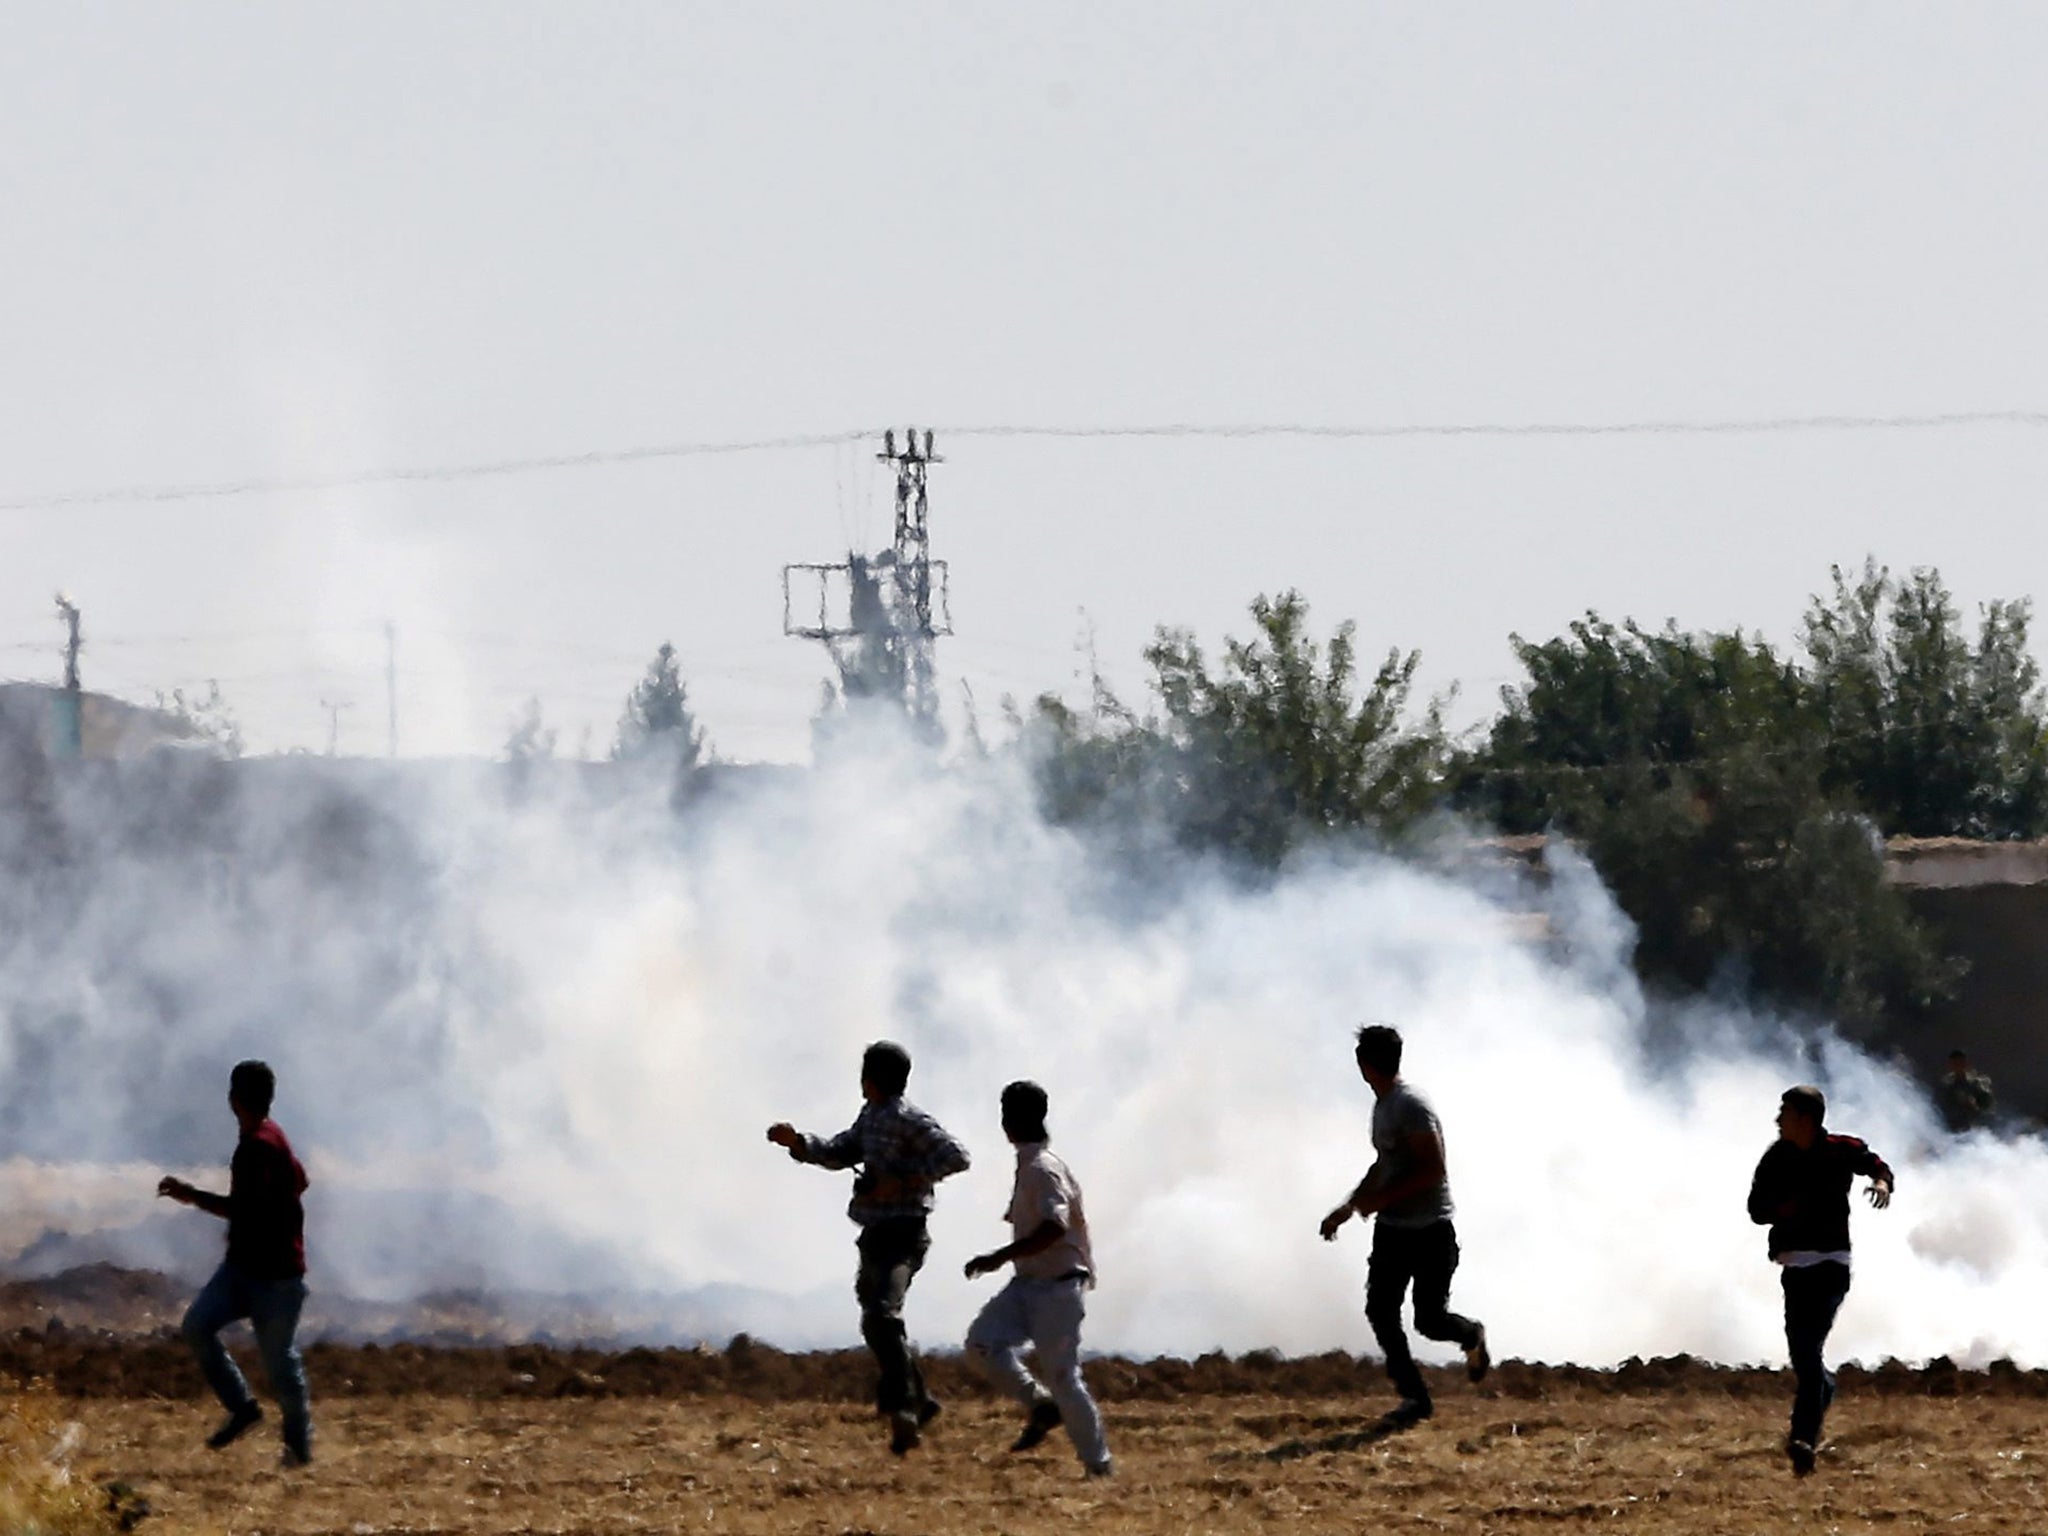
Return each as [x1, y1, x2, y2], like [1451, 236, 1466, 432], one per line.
[783, 426, 953, 739]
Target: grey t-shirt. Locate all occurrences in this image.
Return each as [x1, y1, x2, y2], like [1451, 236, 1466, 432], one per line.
[1367, 1081, 1455, 1229]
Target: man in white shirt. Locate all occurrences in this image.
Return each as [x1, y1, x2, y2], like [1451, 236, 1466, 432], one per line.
[963, 1080, 1113, 1478]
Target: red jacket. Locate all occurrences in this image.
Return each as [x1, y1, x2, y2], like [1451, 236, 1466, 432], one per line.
[226, 1120, 309, 1279]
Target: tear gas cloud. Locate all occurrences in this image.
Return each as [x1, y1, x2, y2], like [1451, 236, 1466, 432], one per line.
[1, 723, 2044, 1367]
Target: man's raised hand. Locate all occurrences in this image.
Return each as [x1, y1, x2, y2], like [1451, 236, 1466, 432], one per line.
[1866, 1179, 1892, 1209]
[766, 1123, 799, 1149]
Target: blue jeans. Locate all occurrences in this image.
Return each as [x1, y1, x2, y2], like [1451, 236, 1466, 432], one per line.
[182, 1263, 312, 1448]
[1782, 1261, 1849, 1446]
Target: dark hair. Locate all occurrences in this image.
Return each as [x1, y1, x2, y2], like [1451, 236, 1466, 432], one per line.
[1948, 1049, 1969, 1063]
[230, 1060, 276, 1117]
[1780, 1084, 1826, 1125]
[1354, 1024, 1403, 1078]
[861, 1040, 912, 1098]
[1001, 1079, 1050, 1132]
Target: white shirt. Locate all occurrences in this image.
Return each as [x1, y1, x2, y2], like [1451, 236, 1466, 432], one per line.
[1007, 1142, 1095, 1283]
[1777, 1250, 1851, 1269]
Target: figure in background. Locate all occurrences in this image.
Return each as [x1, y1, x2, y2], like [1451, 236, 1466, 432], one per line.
[1937, 1049, 1995, 1133]
[768, 1040, 970, 1455]
[963, 1080, 1113, 1478]
[1320, 1024, 1489, 1428]
[1746, 1084, 1893, 1477]
[157, 1059, 313, 1468]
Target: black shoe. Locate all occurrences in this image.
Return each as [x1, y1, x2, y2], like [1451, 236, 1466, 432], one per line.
[206, 1403, 263, 1451]
[889, 1410, 922, 1456]
[1384, 1397, 1433, 1429]
[282, 1420, 313, 1469]
[1465, 1325, 1492, 1384]
[1786, 1438, 1816, 1477]
[1010, 1397, 1063, 1452]
[917, 1396, 943, 1428]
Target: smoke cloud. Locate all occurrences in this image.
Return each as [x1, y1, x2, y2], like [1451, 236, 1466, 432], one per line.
[2, 717, 2044, 1367]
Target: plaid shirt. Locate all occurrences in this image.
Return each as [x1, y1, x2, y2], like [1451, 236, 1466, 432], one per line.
[794, 1097, 970, 1224]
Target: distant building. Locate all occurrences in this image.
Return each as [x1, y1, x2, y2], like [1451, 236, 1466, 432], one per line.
[0, 682, 210, 760]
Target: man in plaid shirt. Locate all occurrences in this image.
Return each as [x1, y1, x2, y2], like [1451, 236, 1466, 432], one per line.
[769, 1040, 970, 1455]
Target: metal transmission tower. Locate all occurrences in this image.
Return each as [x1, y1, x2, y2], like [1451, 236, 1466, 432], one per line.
[783, 426, 953, 737]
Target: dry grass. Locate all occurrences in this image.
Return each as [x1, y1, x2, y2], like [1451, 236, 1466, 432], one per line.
[0, 1380, 148, 1536]
[59, 1383, 2048, 1535]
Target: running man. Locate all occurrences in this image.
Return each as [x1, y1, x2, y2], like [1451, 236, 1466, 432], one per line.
[156, 1059, 313, 1467]
[963, 1080, 1113, 1478]
[1320, 1024, 1489, 1427]
[1747, 1084, 1893, 1476]
[768, 1040, 970, 1455]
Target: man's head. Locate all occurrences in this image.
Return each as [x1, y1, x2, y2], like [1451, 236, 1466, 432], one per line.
[1354, 1023, 1403, 1091]
[1000, 1079, 1050, 1144]
[1776, 1084, 1825, 1147]
[229, 1060, 276, 1121]
[860, 1040, 912, 1101]
[1947, 1049, 1971, 1078]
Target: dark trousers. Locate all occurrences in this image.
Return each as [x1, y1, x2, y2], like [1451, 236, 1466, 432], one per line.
[1365, 1219, 1482, 1406]
[1782, 1261, 1850, 1446]
[855, 1217, 933, 1417]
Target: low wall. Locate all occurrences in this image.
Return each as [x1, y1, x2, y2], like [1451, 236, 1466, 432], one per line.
[1899, 882, 2048, 1125]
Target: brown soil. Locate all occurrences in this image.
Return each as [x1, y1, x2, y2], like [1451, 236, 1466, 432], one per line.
[9, 1268, 2047, 1533]
[55, 1386, 2048, 1535]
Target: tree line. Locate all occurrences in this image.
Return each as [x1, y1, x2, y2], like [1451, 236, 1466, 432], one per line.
[1019, 560, 2047, 1028]
[163, 556, 2045, 1029]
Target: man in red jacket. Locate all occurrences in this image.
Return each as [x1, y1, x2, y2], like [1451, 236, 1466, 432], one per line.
[158, 1060, 313, 1468]
[1746, 1084, 1892, 1477]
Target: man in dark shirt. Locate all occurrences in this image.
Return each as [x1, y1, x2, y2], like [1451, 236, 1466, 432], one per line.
[1937, 1050, 1995, 1134]
[1746, 1084, 1893, 1477]
[768, 1040, 970, 1456]
[158, 1060, 313, 1468]
[1320, 1024, 1489, 1428]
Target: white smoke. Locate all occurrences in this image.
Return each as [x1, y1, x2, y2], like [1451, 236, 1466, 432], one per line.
[2, 721, 2044, 1367]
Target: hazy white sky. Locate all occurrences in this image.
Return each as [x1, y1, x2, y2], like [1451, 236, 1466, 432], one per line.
[4, 3, 2047, 760]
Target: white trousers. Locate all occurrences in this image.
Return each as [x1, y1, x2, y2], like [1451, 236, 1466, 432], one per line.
[965, 1274, 1110, 1470]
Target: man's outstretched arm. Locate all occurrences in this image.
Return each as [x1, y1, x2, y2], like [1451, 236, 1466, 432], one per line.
[1851, 1140, 1895, 1208]
[767, 1118, 864, 1169]
[157, 1176, 230, 1219]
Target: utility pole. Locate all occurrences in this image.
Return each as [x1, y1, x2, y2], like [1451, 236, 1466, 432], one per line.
[783, 426, 953, 739]
[53, 592, 83, 758]
[385, 621, 398, 758]
[319, 698, 353, 757]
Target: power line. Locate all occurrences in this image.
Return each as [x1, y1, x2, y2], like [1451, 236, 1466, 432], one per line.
[0, 430, 874, 511]
[6, 409, 2048, 512]
[949, 411, 2048, 443]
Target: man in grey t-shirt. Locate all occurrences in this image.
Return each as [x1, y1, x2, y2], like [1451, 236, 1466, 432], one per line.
[1320, 1023, 1488, 1426]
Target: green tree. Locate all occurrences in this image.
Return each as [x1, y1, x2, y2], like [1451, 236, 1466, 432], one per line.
[613, 643, 708, 769]
[155, 680, 244, 758]
[1028, 592, 1446, 867]
[503, 697, 556, 764]
[1456, 612, 1952, 1025]
[1803, 561, 2048, 838]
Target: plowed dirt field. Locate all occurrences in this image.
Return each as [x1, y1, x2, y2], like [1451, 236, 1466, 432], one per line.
[6, 1271, 2045, 1534]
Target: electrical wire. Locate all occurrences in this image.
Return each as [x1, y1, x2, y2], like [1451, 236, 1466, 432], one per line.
[0, 430, 875, 511]
[944, 411, 2048, 443]
[6, 410, 2048, 512]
